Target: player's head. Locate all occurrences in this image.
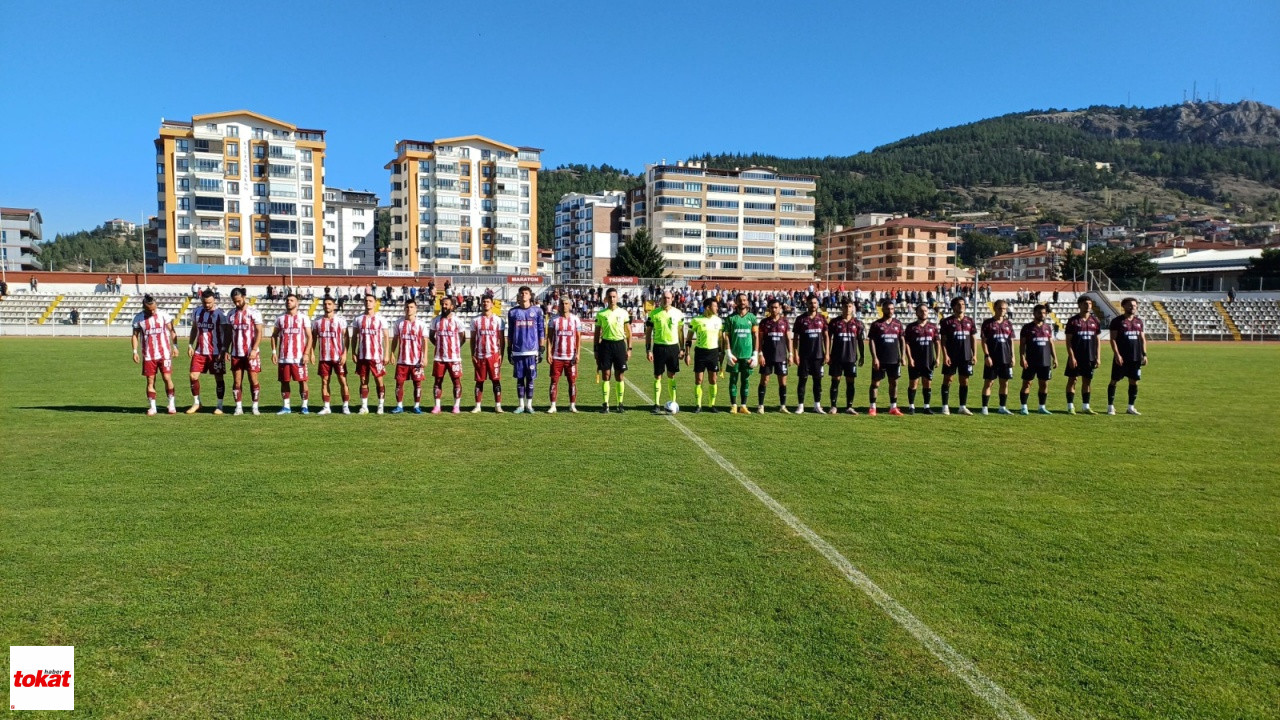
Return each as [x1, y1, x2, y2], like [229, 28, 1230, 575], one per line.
[704, 297, 718, 316]
[951, 296, 965, 315]
[231, 287, 247, 308]
[806, 294, 820, 313]
[482, 295, 494, 313]
[993, 299, 1008, 318]
[841, 297, 854, 317]
[768, 298, 782, 318]
[1122, 297, 1138, 316]
[404, 297, 417, 317]
[1033, 303, 1047, 321]
[915, 303, 928, 321]
[559, 296, 573, 316]
[880, 298, 895, 318]
[200, 288, 216, 309]
[518, 286, 532, 307]
[142, 294, 156, 316]
[1077, 296, 1093, 314]
[364, 293, 377, 312]
[660, 290, 673, 308]
[323, 296, 336, 315]
[285, 292, 299, 311]
[605, 288, 618, 307]
[735, 292, 749, 314]
[440, 295, 454, 316]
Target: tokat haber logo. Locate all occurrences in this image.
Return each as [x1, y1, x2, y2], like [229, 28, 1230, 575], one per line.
[10, 646, 74, 711]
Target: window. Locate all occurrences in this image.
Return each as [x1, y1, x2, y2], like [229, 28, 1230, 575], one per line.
[706, 230, 738, 239]
[706, 199, 738, 209]
[707, 184, 738, 193]
[743, 217, 775, 226]
[353, 222, 365, 230]
[744, 262, 774, 271]
[178, 197, 190, 210]
[743, 202, 775, 211]
[301, 205, 312, 218]
[482, 182, 492, 194]
[156, 162, 164, 175]
[253, 183, 267, 196]
[300, 149, 312, 162]
[301, 222, 313, 236]
[744, 186, 775, 195]
[178, 235, 191, 248]
[302, 168, 312, 181]
[302, 186, 313, 199]
[229, 237, 241, 251]
[228, 218, 241, 232]
[175, 139, 189, 152]
[226, 125, 239, 138]
[194, 196, 224, 212]
[253, 165, 266, 178]
[253, 145, 266, 159]
[682, 213, 703, 222]
[176, 158, 190, 172]
[228, 200, 239, 213]
[743, 247, 774, 256]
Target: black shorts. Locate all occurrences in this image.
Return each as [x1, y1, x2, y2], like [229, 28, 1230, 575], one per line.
[943, 362, 973, 377]
[596, 339, 628, 374]
[908, 365, 935, 381]
[797, 357, 825, 378]
[872, 363, 900, 382]
[760, 360, 788, 376]
[1022, 366, 1052, 382]
[829, 360, 858, 379]
[1065, 361, 1097, 379]
[693, 348, 721, 373]
[1111, 362, 1142, 383]
[983, 363, 1014, 381]
[652, 344, 680, 376]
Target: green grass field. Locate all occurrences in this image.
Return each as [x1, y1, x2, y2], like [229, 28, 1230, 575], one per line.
[2, 338, 1278, 718]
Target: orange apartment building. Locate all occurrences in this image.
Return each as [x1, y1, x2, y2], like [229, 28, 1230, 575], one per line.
[819, 217, 959, 282]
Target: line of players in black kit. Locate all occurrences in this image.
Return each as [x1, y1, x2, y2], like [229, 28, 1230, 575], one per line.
[753, 294, 1147, 416]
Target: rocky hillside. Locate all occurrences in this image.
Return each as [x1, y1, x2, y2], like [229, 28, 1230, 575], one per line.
[1026, 101, 1280, 148]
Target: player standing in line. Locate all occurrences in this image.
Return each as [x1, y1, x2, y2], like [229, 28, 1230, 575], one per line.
[429, 295, 466, 414]
[646, 290, 686, 414]
[186, 289, 230, 414]
[469, 295, 505, 413]
[904, 303, 941, 414]
[1064, 296, 1101, 415]
[980, 299, 1016, 415]
[390, 298, 428, 414]
[131, 294, 178, 415]
[547, 296, 582, 413]
[867, 299, 906, 417]
[594, 288, 632, 413]
[227, 288, 264, 415]
[1107, 297, 1148, 415]
[1018, 303, 1057, 415]
[507, 286, 546, 414]
[723, 293, 758, 415]
[350, 293, 390, 414]
[684, 297, 723, 413]
[311, 296, 351, 415]
[271, 292, 313, 415]
[792, 294, 829, 414]
[827, 297, 864, 415]
[756, 298, 792, 414]
[939, 296, 977, 416]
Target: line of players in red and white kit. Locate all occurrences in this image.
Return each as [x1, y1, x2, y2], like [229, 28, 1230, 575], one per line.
[130, 286, 584, 416]
[131, 288, 1148, 417]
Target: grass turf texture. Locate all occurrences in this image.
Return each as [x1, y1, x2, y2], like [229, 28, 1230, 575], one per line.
[1, 338, 1277, 718]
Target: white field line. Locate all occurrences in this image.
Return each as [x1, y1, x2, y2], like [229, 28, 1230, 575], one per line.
[604, 359, 1034, 720]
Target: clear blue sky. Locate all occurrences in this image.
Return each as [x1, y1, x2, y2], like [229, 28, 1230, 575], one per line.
[2, 0, 1277, 238]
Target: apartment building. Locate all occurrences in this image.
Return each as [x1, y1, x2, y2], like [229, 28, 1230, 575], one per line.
[154, 111, 326, 269]
[0, 207, 42, 271]
[553, 191, 625, 284]
[321, 188, 379, 270]
[986, 240, 1065, 281]
[819, 216, 958, 282]
[384, 136, 541, 274]
[629, 161, 817, 280]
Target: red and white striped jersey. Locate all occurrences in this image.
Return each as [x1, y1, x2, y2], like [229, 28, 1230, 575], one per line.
[189, 306, 229, 355]
[351, 313, 388, 361]
[431, 315, 465, 363]
[311, 315, 348, 363]
[227, 306, 264, 357]
[470, 313, 504, 359]
[274, 311, 310, 364]
[549, 314, 582, 361]
[132, 310, 173, 362]
[394, 317, 429, 367]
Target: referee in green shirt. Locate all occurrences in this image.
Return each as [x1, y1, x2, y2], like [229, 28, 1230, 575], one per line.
[646, 290, 686, 414]
[593, 288, 632, 413]
[685, 297, 723, 413]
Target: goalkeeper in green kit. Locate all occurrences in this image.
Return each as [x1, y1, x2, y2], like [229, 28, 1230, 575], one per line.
[722, 293, 759, 415]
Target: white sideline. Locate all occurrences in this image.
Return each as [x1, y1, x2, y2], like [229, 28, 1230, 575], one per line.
[618, 372, 1035, 720]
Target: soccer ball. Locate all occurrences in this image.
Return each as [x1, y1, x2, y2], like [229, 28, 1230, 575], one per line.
[667, 401, 680, 414]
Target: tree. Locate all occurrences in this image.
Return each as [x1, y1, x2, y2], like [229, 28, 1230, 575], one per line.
[957, 231, 1011, 267]
[374, 209, 392, 251]
[1061, 247, 1159, 290]
[1242, 248, 1280, 279]
[609, 228, 668, 278]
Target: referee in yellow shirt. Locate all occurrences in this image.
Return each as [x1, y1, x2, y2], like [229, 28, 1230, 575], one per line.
[593, 288, 633, 413]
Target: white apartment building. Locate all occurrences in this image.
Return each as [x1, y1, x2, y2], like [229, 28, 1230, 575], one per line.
[155, 110, 326, 269]
[322, 188, 379, 270]
[553, 191, 625, 284]
[1, 207, 43, 271]
[385, 136, 541, 274]
[630, 161, 817, 280]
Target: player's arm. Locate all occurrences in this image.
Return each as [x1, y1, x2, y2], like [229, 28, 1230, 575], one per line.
[252, 321, 263, 358]
[785, 324, 794, 365]
[721, 326, 734, 364]
[822, 324, 830, 361]
[1139, 328, 1148, 366]
[187, 318, 197, 357]
[304, 323, 314, 364]
[537, 311, 546, 360]
[131, 326, 141, 363]
[382, 326, 391, 364]
[751, 323, 759, 365]
[905, 331, 915, 368]
[1050, 333, 1058, 368]
[220, 315, 233, 360]
[897, 332, 907, 368]
[593, 318, 602, 349]
[1019, 330, 1029, 369]
[1065, 326, 1078, 367]
[390, 329, 400, 361]
[857, 328, 865, 366]
[869, 329, 879, 369]
[968, 328, 976, 368]
[270, 321, 281, 361]
[310, 322, 322, 356]
[340, 324, 349, 363]
[348, 324, 358, 358]
[644, 318, 654, 360]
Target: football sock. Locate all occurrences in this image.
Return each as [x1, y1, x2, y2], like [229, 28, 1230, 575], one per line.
[829, 379, 839, 407]
[695, 384, 703, 407]
[908, 388, 917, 407]
[1038, 391, 1047, 407]
[167, 392, 175, 409]
[779, 384, 787, 407]
[923, 388, 931, 408]
[982, 393, 990, 408]
[215, 377, 225, 400]
[941, 385, 950, 408]
[569, 379, 578, 404]
[738, 373, 750, 402]
[602, 379, 611, 406]
[1082, 390, 1090, 406]
[395, 382, 404, 404]
[810, 378, 820, 403]
[889, 392, 897, 408]
[190, 379, 201, 401]
[1107, 384, 1117, 406]
[413, 383, 422, 404]
[615, 380, 625, 405]
[475, 383, 483, 404]
[846, 380, 856, 408]
[668, 378, 677, 405]
[1020, 391, 1029, 406]
[869, 388, 877, 408]
[796, 377, 807, 404]
[708, 382, 716, 406]
[251, 384, 260, 404]
[758, 381, 767, 406]
[1067, 390, 1075, 406]
[999, 392, 1007, 408]
[959, 385, 968, 407]
[492, 380, 502, 404]
[434, 378, 444, 401]
[729, 373, 740, 403]
[1128, 385, 1138, 406]
[653, 376, 663, 405]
